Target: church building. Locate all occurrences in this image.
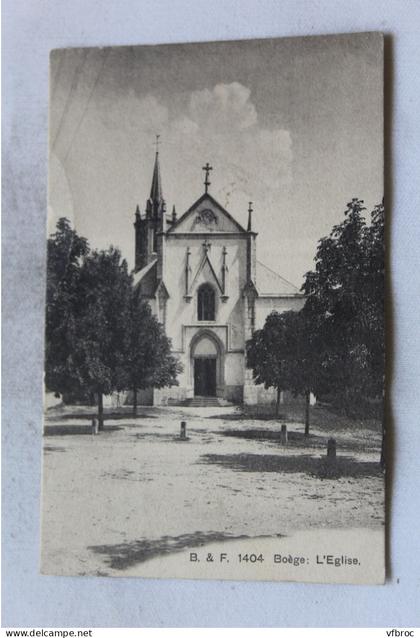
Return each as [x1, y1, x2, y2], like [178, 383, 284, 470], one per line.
[133, 151, 304, 405]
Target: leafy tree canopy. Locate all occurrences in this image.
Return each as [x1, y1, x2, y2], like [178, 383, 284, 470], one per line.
[46, 217, 182, 423]
[124, 290, 182, 413]
[45, 218, 89, 396]
[302, 198, 384, 406]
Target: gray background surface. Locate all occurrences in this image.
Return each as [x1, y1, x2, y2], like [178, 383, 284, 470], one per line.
[3, 0, 420, 628]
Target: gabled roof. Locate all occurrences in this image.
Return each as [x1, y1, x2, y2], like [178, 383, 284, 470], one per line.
[256, 261, 302, 296]
[167, 192, 248, 234]
[189, 252, 224, 295]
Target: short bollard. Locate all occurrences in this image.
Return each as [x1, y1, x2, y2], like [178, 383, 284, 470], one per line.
[180, 421, 187, 440]
[91, 417, 99, 435]
[280, 424, 288, 445]
[327, 437, 336, 461]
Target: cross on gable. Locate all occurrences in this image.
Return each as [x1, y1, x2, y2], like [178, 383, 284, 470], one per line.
[202, 162, 213, 193]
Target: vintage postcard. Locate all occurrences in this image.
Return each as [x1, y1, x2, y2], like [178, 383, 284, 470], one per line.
[42, 32, 385, 584]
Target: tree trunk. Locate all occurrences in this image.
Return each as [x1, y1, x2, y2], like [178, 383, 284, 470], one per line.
[132, 387, 138, 417]
[304, 390, 310, 437]
[97, 392, 104, 431]
[275, 387, 281, 417]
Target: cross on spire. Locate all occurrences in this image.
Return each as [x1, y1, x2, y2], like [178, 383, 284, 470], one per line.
[202, 162, 213, 193]
[154, 134, 161, 154]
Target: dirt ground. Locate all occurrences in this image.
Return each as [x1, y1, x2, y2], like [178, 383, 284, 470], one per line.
[41, 403, 384, 577]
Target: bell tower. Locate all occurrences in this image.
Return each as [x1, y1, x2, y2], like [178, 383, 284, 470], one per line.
[134, 139, 166, 272]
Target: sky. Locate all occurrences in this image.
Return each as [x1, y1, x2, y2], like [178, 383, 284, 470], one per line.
[48, 33, 383, 286]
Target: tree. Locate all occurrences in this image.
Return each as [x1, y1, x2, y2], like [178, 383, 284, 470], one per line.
[302, 198, 384, 406]
[247, 198, 384, 447]
[246, 310, 318, 434]
[282, 309, 323, 436]
[46, 217, 183, 427]
[45, 218, 89, 400]
[302, 198, 385, 462]
[363, 201, 385, 398]
[364, 201, 385, 465]
[73, 247, 133, 429]
[124, 290, 182, 415]
[46, 218, 133, 429]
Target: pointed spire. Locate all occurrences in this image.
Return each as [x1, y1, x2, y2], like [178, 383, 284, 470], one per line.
[150, 150, 163, 203]
[247, 202, 253, 231]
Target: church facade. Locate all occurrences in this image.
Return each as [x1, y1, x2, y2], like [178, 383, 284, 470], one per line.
[133, 152, 304, 405]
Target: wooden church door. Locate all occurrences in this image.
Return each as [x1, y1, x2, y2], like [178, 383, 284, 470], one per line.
[194, 358, 216, 396]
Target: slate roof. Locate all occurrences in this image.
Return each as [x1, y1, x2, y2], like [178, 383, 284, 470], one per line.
[133, 259, 157, 296]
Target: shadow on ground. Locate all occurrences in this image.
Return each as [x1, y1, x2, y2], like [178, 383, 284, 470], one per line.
[132, 432, 177, 442]
[43, 424, 124, 436]
[200, 453, 383, 479]
[220, 428, 326, 448]
[207, 412, 288, 422]
[45, 411, 155, 422]
[207, 406, 381, 434]
[88, 531, 256, 570]
[43, 445, 67, 453]
[219, 428, 379, 453]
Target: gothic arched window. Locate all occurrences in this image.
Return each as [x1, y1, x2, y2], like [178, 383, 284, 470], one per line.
[197, 284, 215, 321]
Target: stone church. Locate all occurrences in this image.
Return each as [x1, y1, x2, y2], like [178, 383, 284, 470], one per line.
[133, 151, 304, 405]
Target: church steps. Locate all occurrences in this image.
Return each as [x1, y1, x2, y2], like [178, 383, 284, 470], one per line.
[185, 396, 224, 407]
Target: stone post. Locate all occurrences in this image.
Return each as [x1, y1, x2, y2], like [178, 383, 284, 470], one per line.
[180, 421, 187, 440]
[91, 417, 99, 435]
[280, 424, 288, 445]
[327, 438, 336, 460]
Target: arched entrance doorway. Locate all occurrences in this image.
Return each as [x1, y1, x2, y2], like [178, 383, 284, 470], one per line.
[190, 332, 223, 397]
